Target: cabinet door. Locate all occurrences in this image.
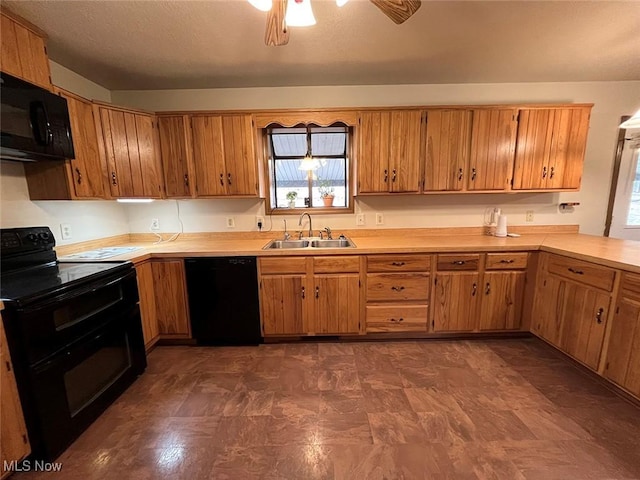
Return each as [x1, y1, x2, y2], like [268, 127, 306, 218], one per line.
[389, 110, 422, 193]
[559, 282, 610, 370]
[468, 109, 517, 191]
[100, 108, 134, 197]
[546, 107, 590, 190]
[191, 115, 227, 196]
[135, 262, 160, 349]
[424, 109, 471, 191]
[60, 90, 107, 198]
[14, 24, 50, 89]
[1, 14, 22, 77]
[531, 273, 564, 345]
[158, 115, 194, 198]
[433, 272, 480, 332]
[604, 296, 640, 391]
[261, 275, 306, 335]
[0, 319, 31, 466]
[479, 271, 526, 331]
[313, 274, 360, 334]
[221, 115, 258, 195]
[151, 261, 191, 336]
[133, 114, 163, 198]
[358, 111, 391, 193]
[512, 109, 554, 190]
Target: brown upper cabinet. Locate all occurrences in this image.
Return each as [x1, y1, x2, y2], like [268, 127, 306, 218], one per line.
[1, 10, 51, 90]
[512, 106, 591, 190]
[191, 114, 258, 197]
[423, 109, 472, 192]
[157, 115, 195, 198]
[358, 110, 422, 194]
[95, 105, 163, 198]
[467, 109, 518, 191]
[24, 89, 108, 200]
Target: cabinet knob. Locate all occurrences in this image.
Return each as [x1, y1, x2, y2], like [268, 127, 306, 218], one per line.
[75, 168, 82, 184]
[111, 171, 117, 185]
[596, 307, 604, 324]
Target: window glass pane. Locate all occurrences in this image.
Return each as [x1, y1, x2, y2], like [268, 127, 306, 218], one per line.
[311, 133, 346, 156]
[626, 150, 640, 226]
[313, 158, 347, 208]
[274, 158, 307, 208]
[272, 133, 306, 156]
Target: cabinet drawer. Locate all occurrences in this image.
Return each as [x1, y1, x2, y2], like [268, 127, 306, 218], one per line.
[366, 305, 428, 332]
[314, 256, 359, 273]
[259, 257, 306, 274]
[367, 254, 431, 272]
[621, 271, 640, 302]
[485, 252, 529, 270]
[547, 254, 615, 292]
[366, 273, 429, 302]
[436, 254, 480, 271]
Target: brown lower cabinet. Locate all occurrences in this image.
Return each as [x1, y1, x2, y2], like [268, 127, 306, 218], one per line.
[259, 256, 361, 336]
[0, 315, 30, 475]
[433, 272, 480, 332]
[135, 259, 191, 349]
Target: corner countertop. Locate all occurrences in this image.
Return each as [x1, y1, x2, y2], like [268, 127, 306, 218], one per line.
[56, 232, 640, 274]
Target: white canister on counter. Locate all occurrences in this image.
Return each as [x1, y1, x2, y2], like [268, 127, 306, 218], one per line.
[495, 214, 508, 237]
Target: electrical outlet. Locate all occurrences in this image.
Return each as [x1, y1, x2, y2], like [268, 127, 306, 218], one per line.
[356, 214, 365, 226]
[150, 218, 160, 230]
[226, 217, 235, 228]
[525, 210, 534, 222]
[375, 212, 384, 225]
[256, 216, 265, 230]
[60, 223, 72, 240]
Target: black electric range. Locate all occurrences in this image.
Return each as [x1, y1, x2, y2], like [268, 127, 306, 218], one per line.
[0, 227, 146, 462]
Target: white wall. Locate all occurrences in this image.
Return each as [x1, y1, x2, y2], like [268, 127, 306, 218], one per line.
[113, 81, 640, 236]
[0, 62, 127, 245]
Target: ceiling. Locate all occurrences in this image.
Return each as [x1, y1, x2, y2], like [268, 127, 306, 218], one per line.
[4, 0, 640, 90]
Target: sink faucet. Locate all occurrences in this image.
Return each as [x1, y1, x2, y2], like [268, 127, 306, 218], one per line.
[298, 212, 312, 238]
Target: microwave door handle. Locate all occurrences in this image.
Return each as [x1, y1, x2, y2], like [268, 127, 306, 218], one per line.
[29, 101, 52, 146]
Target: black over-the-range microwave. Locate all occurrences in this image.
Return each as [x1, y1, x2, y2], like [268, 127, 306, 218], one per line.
[0, 72, 75, 162]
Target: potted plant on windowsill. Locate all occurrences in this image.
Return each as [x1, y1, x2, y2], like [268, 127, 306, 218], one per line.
[286, 191, 297, 208]
[318, 180, 335, 207]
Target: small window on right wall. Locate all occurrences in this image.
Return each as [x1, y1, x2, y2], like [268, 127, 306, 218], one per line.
[265, 124, 352, 213]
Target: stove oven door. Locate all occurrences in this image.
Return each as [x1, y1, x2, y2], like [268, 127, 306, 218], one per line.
[26, 305, 146, 460]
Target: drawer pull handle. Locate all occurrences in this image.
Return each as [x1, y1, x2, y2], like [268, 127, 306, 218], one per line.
[301, 286, 305, 299]
[391, 286, 405, 292]
[472, 283, 477, 296]
[485, 282, 491, 295]
[596, 307, 604, 324]
[315, 286, 320, 298]
[452, 260, 466, 266]
[75, 168, 82, 184]
[389, 318, 405, 323]
[568, 267, 584, 275]
[384, 169, 388, 182]
[499, 259, 515, 264]
[391, 262, 405, 267]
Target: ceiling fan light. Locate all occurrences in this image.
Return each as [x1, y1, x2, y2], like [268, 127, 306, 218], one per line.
[336, 0, 349, 6]
[620, 109, 640, 129]
[248, 0, 272, 12]
[285, 0, 316, 27]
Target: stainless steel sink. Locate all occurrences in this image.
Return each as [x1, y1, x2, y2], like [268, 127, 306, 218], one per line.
[263, 240, 310, 249]
[310, 239, 355, 248]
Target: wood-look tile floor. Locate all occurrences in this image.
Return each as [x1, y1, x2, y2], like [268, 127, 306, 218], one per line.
[15, 338, 640, 479]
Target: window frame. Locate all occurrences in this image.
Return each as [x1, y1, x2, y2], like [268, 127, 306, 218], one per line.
[261, 122, 355, 215]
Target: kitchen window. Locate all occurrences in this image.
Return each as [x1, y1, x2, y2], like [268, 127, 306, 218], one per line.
[264, 124, 352, 213]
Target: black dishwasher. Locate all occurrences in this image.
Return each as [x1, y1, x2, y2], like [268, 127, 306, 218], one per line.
[185, 257, 262, 345]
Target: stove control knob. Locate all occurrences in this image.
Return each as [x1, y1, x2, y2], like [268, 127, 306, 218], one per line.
[27, 233, 38, 243]
[38, 232, 50, 241]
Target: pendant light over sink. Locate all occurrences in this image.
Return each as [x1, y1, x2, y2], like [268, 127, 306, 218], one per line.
[251, 0, 422, 46]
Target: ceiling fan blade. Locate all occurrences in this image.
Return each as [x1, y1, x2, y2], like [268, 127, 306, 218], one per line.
[370, 0, 421, 24]
[265, 0, 290, 46]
